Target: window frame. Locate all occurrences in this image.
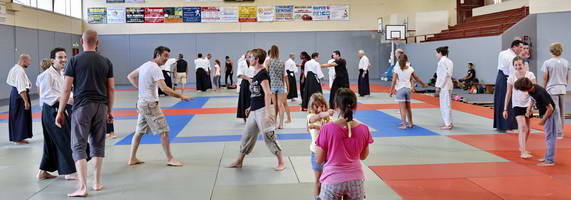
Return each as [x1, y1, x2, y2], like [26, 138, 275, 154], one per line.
[12, 0, 83, 19]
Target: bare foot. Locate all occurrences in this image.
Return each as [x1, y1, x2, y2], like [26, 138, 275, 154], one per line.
[408, 124, 415, 128]
[399, 125, 407, 130]
[67, 188, 88, 197]
[167, 159, 184, 167]
[285, 119, 292, 124]
[128, 158, 145, 166]
[226, 161, 243, 168]
[16, 140, 29, 145]
[64, 174, 78, 180]
[106, 133, 117, 140]
[92, 184, 104, 191]
[37, 171, 57, 180]
[274, 162, 286, 171]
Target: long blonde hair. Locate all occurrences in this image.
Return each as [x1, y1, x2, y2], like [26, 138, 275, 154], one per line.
[40, 58, 52, 72]
[308, 93, 327, 114]
[398, 53, 408, 70]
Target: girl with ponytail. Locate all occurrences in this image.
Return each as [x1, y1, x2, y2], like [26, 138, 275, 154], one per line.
[314, 88, 374, 200]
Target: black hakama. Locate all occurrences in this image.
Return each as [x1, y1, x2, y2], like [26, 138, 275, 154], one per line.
[286, 70, 298, 99]
[237, 79, 251, 119]
[206, 71, 213, 90]
[39, 103, 76, 175]
[301, 71, 323, 109]
[159, 70, 173, 96]
[159, 70, 173, 95]
[329, 77, 350, 109]
[9, 87, 32, 142]
[196, 68, 209, 92]
[493, 71, 517, 130]
[358, 69, 370, 96]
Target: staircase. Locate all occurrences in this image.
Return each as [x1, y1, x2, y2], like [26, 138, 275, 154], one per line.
[424, 7, 529, 42]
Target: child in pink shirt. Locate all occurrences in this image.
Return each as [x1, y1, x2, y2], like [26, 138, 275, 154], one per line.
[316, 88, 374, 200]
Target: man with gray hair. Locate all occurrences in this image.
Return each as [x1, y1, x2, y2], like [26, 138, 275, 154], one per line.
[358, 50, 371, 97]
[6, 54, 33, 144]
[55, 29, 114, 197]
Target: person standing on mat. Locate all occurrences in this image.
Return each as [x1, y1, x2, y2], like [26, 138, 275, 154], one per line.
[206, 53, 213, 90]
[236, 52, 255, 122]
[158, 56, 175, 96]
[126, 46, 191, 167]
[36, 47, 78, 180]
[285, 54, 298, 101]
[174, 54, 188, 94]
[494, 40, 524, 132]
[321, 50, 349, 109]
[195, 53, 210, 92]
[266, 45, 289, 129]
[357, 50, 371, 97]
[435, 46, 454, 130]
[227, 48, 286, 171]
[302, 53, 324, 111]
[6, 54, 33, 145]
[503, 56, 536, 159]
[225, 56, 234, 88]
[541, 42, 569, 139]
[299, 51, 311, 105]
[55, 29, 114, 197]
[514, 78, 559, 167]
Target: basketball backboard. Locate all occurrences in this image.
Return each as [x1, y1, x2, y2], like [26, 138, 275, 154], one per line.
[385, 25, 406, 40]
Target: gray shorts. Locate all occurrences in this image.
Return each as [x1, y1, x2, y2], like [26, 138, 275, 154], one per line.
[136, 101, 169, 134]
[320, 180, 365, 200]
[70, 103, 107, 161]
[395, 88, 411, 102]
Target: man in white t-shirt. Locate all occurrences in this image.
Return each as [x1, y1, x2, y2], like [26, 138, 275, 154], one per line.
[126, 46, 192, 167]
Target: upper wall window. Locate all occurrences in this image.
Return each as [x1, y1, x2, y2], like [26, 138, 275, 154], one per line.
[12, 0, 82, 19]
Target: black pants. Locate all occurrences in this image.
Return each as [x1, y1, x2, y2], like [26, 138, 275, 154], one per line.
[9, 87, 32, 142]
[358, 69, 370, 96]
[39, 103, 76, 175]
[225, 71, 233, 87]
[159, 70, 172, 95]
[329, 78, 349, 109]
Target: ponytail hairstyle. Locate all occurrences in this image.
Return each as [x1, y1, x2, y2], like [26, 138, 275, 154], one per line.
[436, 46, 449, 57]
[334, 88, 357, 137]
[399, 53, 408, 70]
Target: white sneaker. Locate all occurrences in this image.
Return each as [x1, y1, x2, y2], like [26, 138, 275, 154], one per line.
[557, 136, 564, 140]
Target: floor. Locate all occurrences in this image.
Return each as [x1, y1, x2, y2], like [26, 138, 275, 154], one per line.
[0, 82, 570, 200]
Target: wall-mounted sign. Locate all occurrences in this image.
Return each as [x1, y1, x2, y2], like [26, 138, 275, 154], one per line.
[164, 7, 183, 23]
[219, 7, 239, 23]
[294, 6, 313, 21]
[274, 5, 293, 21]
[126, 7, 145, 23]
[183, 7, 201, 22]
[144, 7, 164, 23]
[239, 6, 257, 22]
[107, 7, 126, 24]
[257, 6, 275, 22]
[88, 7, 107, 24]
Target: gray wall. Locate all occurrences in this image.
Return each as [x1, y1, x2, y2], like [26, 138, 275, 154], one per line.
[536, 11, 571, 90]
[502, 15, 537, 73]
[400, 12, 571, 87]
[401, 36, 503, 84]
[0, 24, 81, 100]
[97, 31, 385, 85]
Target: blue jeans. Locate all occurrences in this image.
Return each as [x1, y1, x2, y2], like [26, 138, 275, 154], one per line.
[544, 110, 558, 164]
[311, 152, 324, 171]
